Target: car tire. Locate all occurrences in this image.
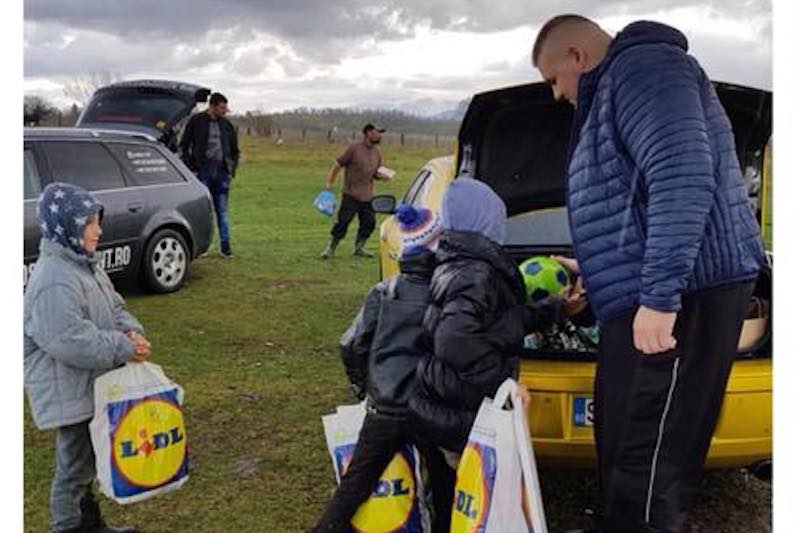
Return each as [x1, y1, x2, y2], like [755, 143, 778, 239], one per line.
[143, 228, 190, 293]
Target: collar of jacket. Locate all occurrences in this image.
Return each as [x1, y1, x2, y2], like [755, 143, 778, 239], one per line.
[39, 238, 98, 269]
[567, 20, 689, 162]
[435, 230, 524, 294]
[398, 249, 436, 281]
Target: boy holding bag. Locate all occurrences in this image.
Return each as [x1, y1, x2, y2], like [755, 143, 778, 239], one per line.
[311, 205, 453, 533]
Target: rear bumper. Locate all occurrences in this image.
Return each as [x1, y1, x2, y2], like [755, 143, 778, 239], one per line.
[519, 358, 771, 469]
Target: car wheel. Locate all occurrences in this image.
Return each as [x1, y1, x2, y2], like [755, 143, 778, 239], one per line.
[143, 228, 189, 293]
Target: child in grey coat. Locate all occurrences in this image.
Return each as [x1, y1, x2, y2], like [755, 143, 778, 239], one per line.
[24, 182, 150, 533]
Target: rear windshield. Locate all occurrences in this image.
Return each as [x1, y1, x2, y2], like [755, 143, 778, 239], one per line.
[82, 91, 190, 128]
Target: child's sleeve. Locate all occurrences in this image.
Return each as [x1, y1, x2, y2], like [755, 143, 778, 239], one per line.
[28, 284, 135, 370]
[338, 282, 384, 399]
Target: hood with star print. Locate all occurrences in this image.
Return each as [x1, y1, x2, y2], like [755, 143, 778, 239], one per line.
[36, 182, 104, 256]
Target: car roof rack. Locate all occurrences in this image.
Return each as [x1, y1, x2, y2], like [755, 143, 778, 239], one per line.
[24, 127, 159, 143]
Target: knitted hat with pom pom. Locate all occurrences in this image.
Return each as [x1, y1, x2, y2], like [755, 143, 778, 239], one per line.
[395, 204, 442, 257]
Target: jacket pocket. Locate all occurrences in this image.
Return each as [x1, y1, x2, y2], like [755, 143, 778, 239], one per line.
[613, 165, 647, 257]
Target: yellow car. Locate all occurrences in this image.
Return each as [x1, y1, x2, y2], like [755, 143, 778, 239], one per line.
[374, 82, 772, 474]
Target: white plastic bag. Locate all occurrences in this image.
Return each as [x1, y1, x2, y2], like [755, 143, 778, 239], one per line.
[450, 378, 548, 533]
[89, 362, 189, 504]
[322, 402, 431, 533]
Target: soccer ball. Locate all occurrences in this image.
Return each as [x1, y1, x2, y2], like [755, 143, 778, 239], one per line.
[519, 256, 570, 302]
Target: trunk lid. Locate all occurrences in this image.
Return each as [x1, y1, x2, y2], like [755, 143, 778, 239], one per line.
[76, 80, 211, 149]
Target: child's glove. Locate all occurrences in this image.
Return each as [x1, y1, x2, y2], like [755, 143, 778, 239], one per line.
[349, 381, 366, 401]
[522, 296, 565, 331]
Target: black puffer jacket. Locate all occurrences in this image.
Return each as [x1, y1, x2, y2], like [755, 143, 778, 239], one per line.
[179, 112, 240, 176]
[408, 230, 561, 451]
[339, 251, 435, 416]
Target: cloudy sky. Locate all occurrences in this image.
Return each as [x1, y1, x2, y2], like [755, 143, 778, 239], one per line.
[23, 0, 772, 115]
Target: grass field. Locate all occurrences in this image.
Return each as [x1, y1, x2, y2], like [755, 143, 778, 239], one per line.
[23, 136, 770, 532]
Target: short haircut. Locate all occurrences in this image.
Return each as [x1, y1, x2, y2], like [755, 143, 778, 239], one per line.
[209, 92, 228, 106]
[532, 14, 596, 66]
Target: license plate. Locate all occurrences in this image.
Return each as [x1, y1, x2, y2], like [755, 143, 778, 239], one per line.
[573, 397, 595, 427]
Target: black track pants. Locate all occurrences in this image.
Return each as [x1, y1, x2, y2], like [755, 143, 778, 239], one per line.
[594, 282, 754, 533]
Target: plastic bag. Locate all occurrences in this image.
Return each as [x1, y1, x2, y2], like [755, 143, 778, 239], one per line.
[451, 378, 547, 533]
[314, 190, 338, 217]
[322, 402, 430, 533]
[89, 362, 189, 504]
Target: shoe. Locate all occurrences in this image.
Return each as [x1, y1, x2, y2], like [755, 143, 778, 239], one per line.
[353, 240, 374, 258]
[90, 526, 138, 533]
[221, 241, 233, 257]
[320, 238, 340, 260]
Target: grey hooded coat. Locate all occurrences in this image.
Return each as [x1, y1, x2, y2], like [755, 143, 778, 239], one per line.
[24, 183, 142, 430]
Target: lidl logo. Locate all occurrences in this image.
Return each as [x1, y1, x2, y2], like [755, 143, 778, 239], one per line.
[334, 444, 422, 533]
[451, 443, 497, 533]
[108, 390, 188, 497]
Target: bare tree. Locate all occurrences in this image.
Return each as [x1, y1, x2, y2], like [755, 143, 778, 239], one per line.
[24, 95, 57, 126]
[62, 71, 122, 105]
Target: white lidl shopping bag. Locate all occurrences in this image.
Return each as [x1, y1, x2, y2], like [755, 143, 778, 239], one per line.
[89, 362, 189, 504]
[322, 402, 431, 533]
[450, 379, 547, 533]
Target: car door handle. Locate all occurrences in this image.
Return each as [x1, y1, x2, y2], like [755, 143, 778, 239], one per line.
[127, 202, 144, 213]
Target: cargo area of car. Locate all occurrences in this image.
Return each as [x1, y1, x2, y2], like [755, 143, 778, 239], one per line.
[505, 244, 772, 362]
[455, 81, 773, 363]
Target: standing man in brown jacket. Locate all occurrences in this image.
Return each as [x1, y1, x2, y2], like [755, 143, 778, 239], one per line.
[320, 123, 387, 259]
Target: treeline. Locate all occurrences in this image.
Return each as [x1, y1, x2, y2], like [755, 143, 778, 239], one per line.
[231, 108, 462, 138]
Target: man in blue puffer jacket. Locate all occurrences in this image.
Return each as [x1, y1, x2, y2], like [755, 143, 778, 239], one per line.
[532, 15, 766, 533]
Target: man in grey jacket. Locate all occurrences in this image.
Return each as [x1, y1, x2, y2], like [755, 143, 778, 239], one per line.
[24, 183, 151, 533]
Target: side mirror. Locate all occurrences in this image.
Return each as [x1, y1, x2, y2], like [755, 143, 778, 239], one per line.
[371, 195, 397, 214]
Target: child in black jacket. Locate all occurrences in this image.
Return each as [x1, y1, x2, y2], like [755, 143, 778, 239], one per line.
[310, 205, 453, 533]
[408, 178, 585, 453]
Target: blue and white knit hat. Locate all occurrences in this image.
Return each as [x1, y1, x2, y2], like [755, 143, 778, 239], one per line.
[36, 182, 104, 256]
[396, 204, 442, 257]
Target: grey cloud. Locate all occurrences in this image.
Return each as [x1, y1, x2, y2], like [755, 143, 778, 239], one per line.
[26, 0, 771, 48]
[24, 1, 772, 113]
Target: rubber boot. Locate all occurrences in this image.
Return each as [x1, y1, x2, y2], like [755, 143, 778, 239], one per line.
[353, 239, 374, 258]
[320, 238, 340, 260]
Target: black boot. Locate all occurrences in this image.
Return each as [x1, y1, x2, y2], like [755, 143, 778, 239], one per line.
[79, 494, 138, 533]
[353, 239, 373, 258]
[320, 238, 340, 260]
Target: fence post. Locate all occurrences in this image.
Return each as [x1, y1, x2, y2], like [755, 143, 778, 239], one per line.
[400, 133, 405, 147]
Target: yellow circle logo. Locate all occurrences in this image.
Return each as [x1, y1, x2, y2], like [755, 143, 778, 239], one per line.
[112, 399, 187, 488]
[451, 443, 496, 533]
[350, 451, 416, 533]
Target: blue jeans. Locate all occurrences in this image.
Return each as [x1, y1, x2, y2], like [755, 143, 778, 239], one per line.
[198, 163, 231, 246]
[50, 422, 95, 531]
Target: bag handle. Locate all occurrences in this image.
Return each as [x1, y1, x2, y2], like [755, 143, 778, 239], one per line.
[492, 378, 519, 409]
[511, 384, 550, 533]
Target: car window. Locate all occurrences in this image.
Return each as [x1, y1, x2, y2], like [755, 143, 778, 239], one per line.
[42, 141, 126, 191]
[107, 143, 185, 186]
[402, 169, 431, 205]
[82, 91, 190, 129]
[505, 207, 572, 246]
[24, 148, 42, 200]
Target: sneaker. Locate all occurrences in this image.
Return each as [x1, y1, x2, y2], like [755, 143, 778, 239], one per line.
[221, 241, 233, 257]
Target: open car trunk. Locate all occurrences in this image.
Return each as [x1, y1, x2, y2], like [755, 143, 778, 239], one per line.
[455, 81, 772, 361]
[76, 80, 211, 150]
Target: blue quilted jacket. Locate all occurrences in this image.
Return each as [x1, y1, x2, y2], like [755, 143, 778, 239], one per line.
[567, 21, 766, 322]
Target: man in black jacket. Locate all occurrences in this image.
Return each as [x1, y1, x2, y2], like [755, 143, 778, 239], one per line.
[179, 92, 240, 256]
[310, 205, 453, 533]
